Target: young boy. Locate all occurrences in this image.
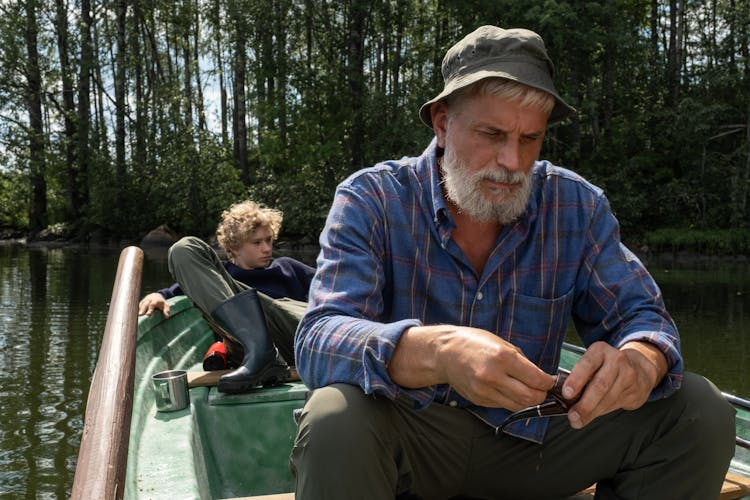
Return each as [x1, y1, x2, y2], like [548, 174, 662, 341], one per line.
[139, 200, 313, 392]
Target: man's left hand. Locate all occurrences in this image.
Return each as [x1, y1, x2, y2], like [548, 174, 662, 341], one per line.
[561, 341, 668, 429]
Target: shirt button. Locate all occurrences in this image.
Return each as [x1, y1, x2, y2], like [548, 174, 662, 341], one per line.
[476, 292, 484, 300]
[449, 400, 458, 407]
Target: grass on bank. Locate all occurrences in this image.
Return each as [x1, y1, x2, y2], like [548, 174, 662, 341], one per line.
[642, 228, 750, 256]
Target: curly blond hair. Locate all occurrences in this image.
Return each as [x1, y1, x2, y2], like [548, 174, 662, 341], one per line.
[216, 201, 283, 260]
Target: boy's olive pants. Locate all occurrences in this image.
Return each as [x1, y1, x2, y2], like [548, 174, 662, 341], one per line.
[167, 236, 306, 363]
[291, 372, 735, 499]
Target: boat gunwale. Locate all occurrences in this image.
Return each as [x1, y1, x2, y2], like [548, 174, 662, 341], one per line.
[70, 246, 143, 500]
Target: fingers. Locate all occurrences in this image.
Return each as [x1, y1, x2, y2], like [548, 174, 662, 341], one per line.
[483, 341, 555, 409]
[566, 342, 621, 428]
[137, 293, 168, 318]
[564, 342, 653, 429]
[442, 328, 555, 410]
[499, 374, 553, 411]
[137, 298, 150, 316]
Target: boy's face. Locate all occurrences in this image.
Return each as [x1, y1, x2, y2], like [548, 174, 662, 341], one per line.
[231, 225, 274, 269]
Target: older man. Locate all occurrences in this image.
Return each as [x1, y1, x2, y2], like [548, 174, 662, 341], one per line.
[292, 26, 735, 499]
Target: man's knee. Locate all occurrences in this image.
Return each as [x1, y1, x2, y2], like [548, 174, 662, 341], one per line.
[292, 384, 402, 498]
[676, 372, 736, 460]
[295, 384, 392, 453]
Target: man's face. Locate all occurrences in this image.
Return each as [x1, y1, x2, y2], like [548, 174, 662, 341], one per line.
[230, 225, 274, 270]
[432, 93, 548, 224]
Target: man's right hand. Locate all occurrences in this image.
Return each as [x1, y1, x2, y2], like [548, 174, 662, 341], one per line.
[138, 293, 170, 318]
[388, 325, 554, 411]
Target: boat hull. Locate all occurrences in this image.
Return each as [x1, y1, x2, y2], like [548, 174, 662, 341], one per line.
[127, 296, 308, 498]
[128, 296, 750, 499]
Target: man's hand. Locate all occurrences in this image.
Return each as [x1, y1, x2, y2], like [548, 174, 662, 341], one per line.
[389, 325, 555, 411]
[561, 341, 668, 429]
[138, 292, 170, 318]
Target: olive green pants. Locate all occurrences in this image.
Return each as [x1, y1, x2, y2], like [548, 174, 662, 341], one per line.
[291, 372, 735, 500]
[167, 236, 307, 364]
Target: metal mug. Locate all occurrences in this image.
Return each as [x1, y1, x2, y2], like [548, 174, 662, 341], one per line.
[151, 369, 190, 412]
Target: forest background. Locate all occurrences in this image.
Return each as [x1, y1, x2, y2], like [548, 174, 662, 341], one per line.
[1, 0, 749, 255]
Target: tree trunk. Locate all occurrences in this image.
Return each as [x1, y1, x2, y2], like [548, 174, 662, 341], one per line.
[25, 0, 47, 232]
[276, 0, 288, 147]
[743, 0, 750, 83]
[650, 0, 659, 66]
[667, 0, 678, 106]
[94, 13, 108, 153]
[54, 0, 79, 222]
[133, 0, 147, 170]
[194, 4, 206, 132]
[182, 0, 193, 133]
[211, 0, 228, 146]
[602, 12, 615, 135]
[256, 7, 271, 134]
[667, 0, 684, 105]
[728, 0, 737, 73]
[115, 0, 128, 221]
[392, 2, 404, 108]
[676, 0, 685, 97]
[231, 8, 249, 185]
[78, 0, 94, 217]
[347, 0, 366, 169]
[146, 6, 160, 158]
[305, 0, 313, 72]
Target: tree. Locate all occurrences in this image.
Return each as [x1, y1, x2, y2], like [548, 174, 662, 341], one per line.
[77, 0, 93, 223]
[0, 0, 748, 244]
[24, 0, 47, 231]
[115, 0, 128, 223]
[54, 0, 79, 222]
[230, 4, 249, 186]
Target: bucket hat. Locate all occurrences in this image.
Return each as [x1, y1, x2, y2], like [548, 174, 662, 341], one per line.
[419, 26, 576, 127]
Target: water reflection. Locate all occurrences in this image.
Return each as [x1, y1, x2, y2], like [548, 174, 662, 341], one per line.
[649, 263, 750, 396]
[0, 245, 172, 498]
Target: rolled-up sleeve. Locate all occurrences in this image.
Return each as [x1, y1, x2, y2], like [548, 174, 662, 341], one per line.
[573, 193, 683, 399]
[294, 173, 436, 406]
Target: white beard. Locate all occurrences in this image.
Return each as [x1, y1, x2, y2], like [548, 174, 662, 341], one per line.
[440, 147, 533, 224]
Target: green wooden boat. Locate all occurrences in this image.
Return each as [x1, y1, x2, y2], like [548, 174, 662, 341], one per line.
[71, 247, 750, 499]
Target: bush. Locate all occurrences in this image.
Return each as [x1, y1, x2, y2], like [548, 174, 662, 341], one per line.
[643, 228, 750, 255]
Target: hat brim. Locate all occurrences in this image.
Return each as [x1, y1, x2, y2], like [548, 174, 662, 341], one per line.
[419, 66, 576, 128]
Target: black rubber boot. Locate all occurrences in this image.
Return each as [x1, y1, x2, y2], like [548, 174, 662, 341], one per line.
[210, 289, 290, 393]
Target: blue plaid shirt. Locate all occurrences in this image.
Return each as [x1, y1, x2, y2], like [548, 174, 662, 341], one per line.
[295, 139, 683, 443]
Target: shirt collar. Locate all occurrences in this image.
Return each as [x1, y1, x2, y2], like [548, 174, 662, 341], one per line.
[418, 137, 541, 236]
[420, 138, 454, 236]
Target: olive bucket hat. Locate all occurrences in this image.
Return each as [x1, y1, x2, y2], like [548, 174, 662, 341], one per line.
[419, 26, 576, 128]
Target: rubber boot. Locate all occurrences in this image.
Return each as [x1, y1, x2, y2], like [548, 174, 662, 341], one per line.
[211, 289, 290, 393]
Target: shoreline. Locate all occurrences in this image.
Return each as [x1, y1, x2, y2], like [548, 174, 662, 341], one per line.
[2, 235, 748, 269]
[0, 235, 322, 266]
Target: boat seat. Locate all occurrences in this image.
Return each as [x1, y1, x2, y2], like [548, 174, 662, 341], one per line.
[187, 367, 301, 388]
[225, 471, 750, 499]
[574, 471, 750, 499]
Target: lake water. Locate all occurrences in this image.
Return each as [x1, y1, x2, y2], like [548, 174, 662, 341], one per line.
[0, 244, 748, 497]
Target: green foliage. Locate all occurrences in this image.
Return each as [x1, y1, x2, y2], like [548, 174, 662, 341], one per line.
[0, 0, 748, 250]
[128, 131, 246, 237]
[643, 228, 750, 255]
[0, 169, 28, 228]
